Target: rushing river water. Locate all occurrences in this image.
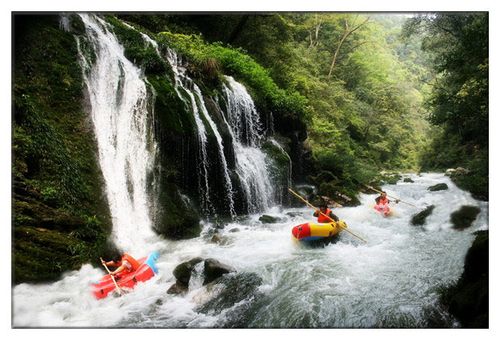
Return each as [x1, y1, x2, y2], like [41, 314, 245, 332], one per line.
[13, 173, 488, 328]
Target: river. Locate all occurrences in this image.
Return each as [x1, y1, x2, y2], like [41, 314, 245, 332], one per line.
[13, 173, 488, 327]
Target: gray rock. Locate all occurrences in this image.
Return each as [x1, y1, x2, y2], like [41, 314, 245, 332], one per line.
[167, 281, 188, 295]
[411, 205, 435, 226]
[450, 205, 481, 230]
[403, 177, 414, 183]
[428, 183, 449, 191]
[259, 215, 282, 223]
[203, 258, 236, 285]
[197, 272, 263, 315]
[173, 257, 203, 285]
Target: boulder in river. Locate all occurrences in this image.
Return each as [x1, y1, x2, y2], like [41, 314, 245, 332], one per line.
[440, 231, 488, 327]
[403, 177, 414, 183]
[259, 215, 282, 224]
[411, 205, 435, 226]
[197, 272, 263, 320]
[203, 258, 236, 285]
[428, 183, 449, 191]
[450, 206, 481, 230]
[173, 257, 203, 286]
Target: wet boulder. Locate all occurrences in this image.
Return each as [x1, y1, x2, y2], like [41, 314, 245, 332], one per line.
[173, 257, 203, 286]
[197, 272, 263, 320]
[166, 281, 189, 295]
[428, 183, 449, 192]
[411, 205, 435, 226]
[450, 206, 481, 230]
[403, 177, 414, 183]
[440, 231, 488, 327]
[259, 215, 282, 224]
[203, 258, 236, 285]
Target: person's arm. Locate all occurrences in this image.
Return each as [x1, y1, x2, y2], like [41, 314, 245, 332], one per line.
[101, 259, 120, 267]
[110, 260, 132, 276]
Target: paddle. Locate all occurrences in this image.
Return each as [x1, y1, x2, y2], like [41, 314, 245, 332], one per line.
[288, 188, 367, 243]
[363, 184, 418, 208]
[100, 257, 124, 296]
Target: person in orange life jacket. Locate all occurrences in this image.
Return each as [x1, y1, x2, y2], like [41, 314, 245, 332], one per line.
[375, 191, 399, 205]
[313, 201, 339, 223]
[101, 253, 140, 277]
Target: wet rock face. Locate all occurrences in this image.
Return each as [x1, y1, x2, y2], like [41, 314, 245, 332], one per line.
[167, 257, 236, 295]
[203, 258, 236, 285]
[259, 215, 282, 224]
[440, 231, 488, 328]
[428, 183, 449, 191]
[411, 205, 435, 226]
[450, 205, 481, 230]
[172, 257, 204, 286]
[198, 273, 263, 318]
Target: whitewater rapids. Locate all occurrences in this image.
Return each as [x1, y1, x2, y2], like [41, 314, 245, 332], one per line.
[13, 173, 488, 327]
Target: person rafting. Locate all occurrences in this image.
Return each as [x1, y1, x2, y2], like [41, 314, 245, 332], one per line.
[101, 253, 140, 278]
[374, 191, 399, 216]
[313, 202, 339, 223]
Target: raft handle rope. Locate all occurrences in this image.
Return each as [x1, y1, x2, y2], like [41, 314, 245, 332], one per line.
[288, 188, 367, 243]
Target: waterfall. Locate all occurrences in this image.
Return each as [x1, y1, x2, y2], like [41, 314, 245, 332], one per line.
[75, 14, 157, 254]
[164, 49, 235, 217]
[222, 76, 275, 212]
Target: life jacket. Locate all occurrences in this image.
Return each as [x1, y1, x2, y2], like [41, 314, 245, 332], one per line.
[376, 196, 389, 205]
[121, 253, 140, 272]
[317, 208, 333, 223]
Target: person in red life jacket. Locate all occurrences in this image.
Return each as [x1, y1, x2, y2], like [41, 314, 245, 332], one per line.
[313, 201, 339, 223]
[101, 253, 140, 278]
[374, 191, 399, 216]
[375, 191, 400, 205]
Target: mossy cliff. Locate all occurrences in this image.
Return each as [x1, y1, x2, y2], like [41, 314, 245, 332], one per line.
[13, 15, 113, 283]
[13, 14, 312, 283]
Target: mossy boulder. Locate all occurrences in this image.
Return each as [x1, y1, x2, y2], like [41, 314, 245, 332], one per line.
[450, 206, 481, 230]
[411, 205, 435, 226]
[440, 231, 488, 327]
[403, 177, 414, 183]
[259, 215, 282, 224]
[380, 172, 402, 185]
[428, 183, 449, 191]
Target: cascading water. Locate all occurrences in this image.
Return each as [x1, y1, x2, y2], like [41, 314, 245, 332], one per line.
[222, 76, 275, 212]
[75, 14, 158, 254]
[12, 15, 489, 330]
[164, 49, 235, 217]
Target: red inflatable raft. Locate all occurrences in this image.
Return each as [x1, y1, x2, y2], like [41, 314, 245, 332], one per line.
[92, 251, 159, 299]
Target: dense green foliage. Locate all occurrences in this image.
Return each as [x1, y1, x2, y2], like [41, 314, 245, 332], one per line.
[13, 15, 113, 283]
[121, 14, 432, 200]
[404, 13, 488, 200]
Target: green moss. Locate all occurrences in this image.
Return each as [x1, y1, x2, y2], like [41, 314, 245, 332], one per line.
[157, 32, 309, 123]
[105, 15, 169, 76]
[13, 15, 112, 283]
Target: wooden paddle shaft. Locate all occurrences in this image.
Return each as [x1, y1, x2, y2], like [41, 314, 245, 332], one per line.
[100, 257, 123, 295]
[288, 188, 367, 243]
